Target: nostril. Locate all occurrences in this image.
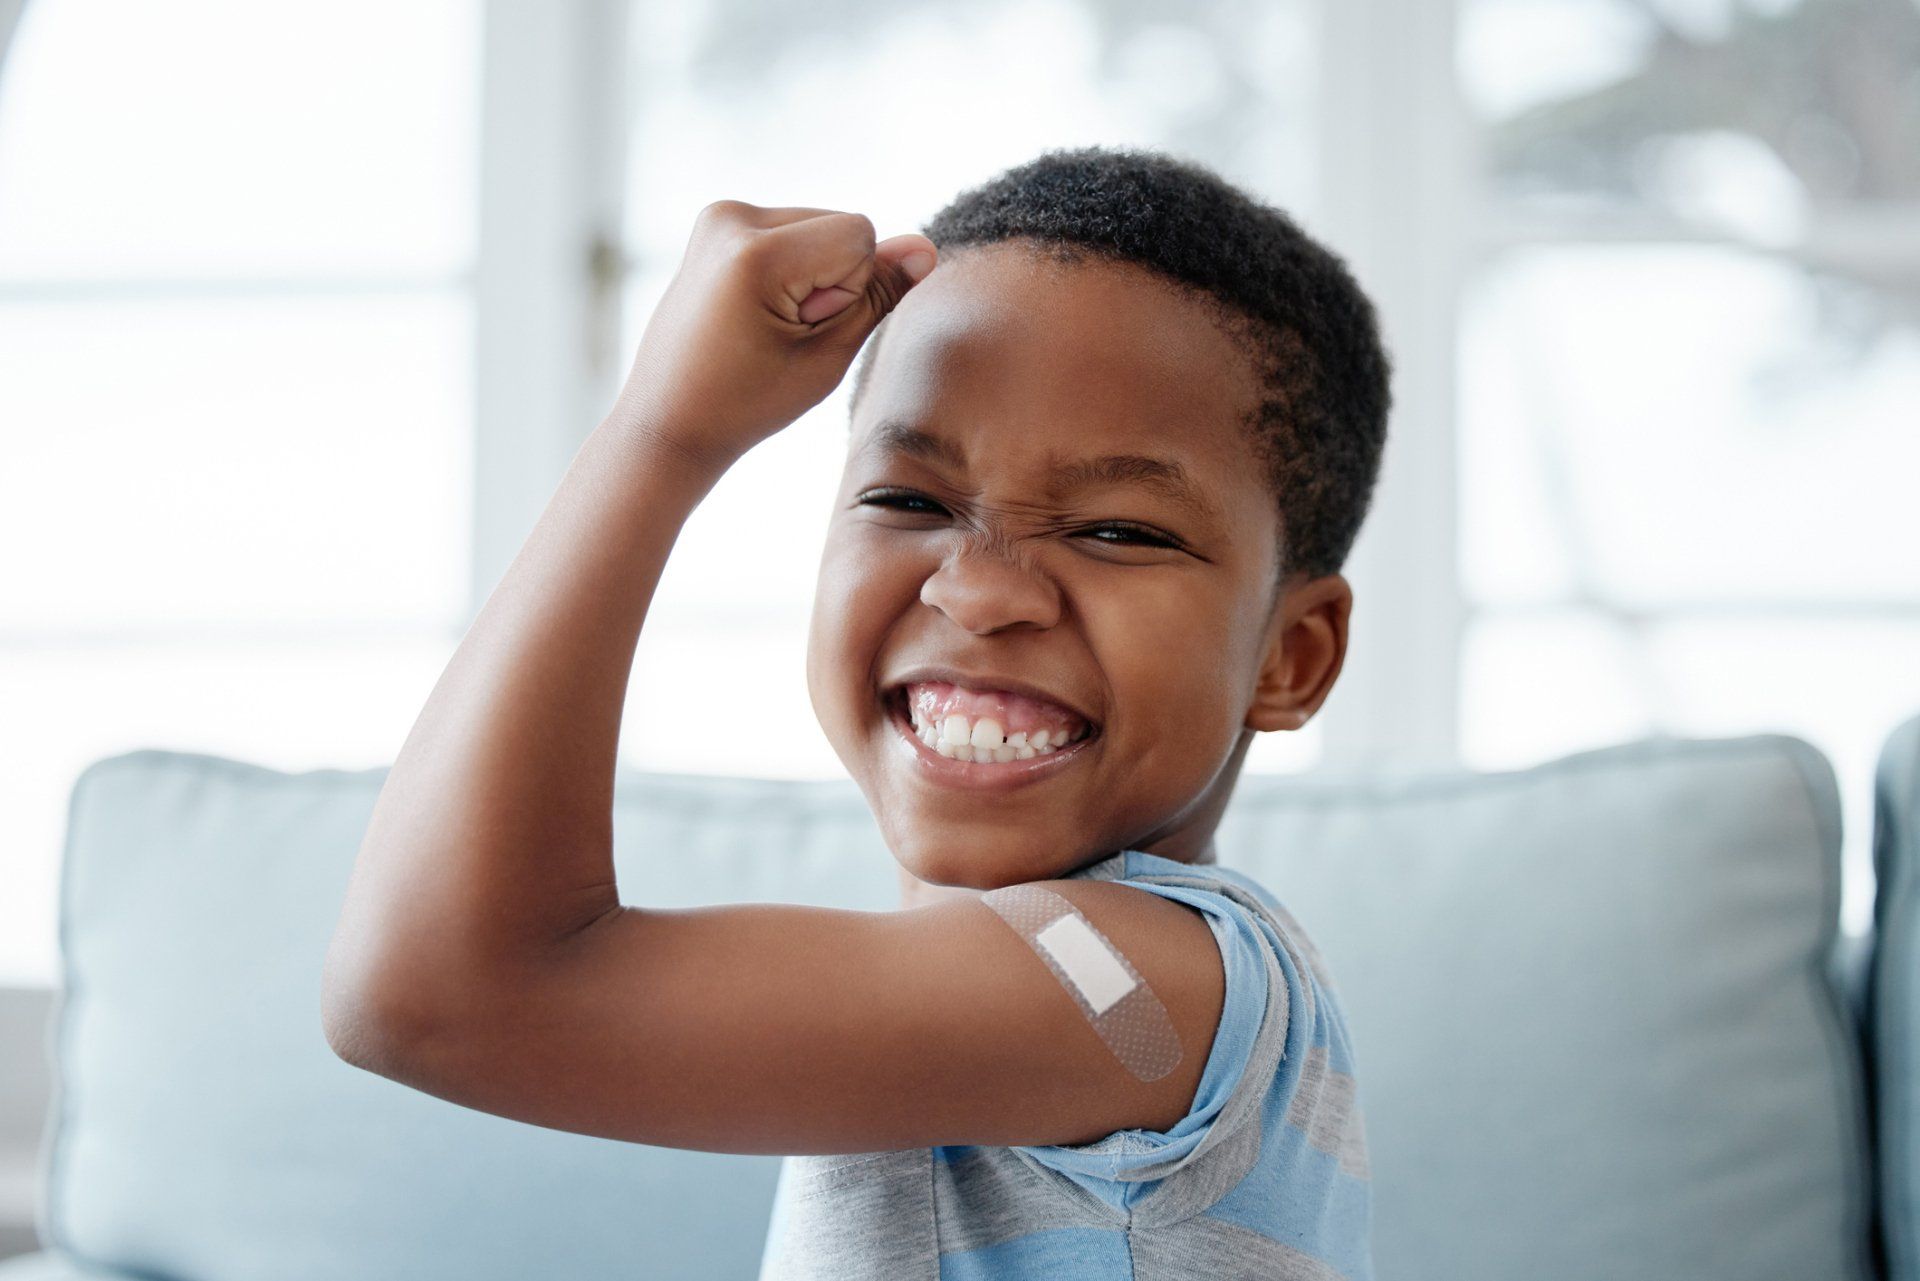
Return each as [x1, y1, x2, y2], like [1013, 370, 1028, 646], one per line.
[918, 568, 1063, 634]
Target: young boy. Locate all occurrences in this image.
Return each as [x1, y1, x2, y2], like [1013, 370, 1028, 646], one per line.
[323, 144, 1390, 1279]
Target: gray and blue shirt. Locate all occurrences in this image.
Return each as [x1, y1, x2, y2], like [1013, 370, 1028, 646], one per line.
[757, 848, 1373, 1280]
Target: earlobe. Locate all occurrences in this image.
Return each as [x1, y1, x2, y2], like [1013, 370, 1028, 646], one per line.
[1244, 687, 1309, 734]
[1247, 704, 1310, 733]
[1242, 574, 1352, 734]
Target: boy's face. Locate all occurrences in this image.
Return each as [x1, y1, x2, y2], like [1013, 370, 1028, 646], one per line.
[806, 243, 1349, 894]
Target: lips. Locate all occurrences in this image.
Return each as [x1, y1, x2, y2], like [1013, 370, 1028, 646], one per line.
[880, 667, 1099, 736]
[881, 683, 1099, 787]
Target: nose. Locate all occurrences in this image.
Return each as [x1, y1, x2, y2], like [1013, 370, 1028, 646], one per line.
[919, 541, 1062, 634]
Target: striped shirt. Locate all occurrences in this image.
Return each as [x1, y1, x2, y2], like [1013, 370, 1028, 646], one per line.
[756, 848, 1373, 1279]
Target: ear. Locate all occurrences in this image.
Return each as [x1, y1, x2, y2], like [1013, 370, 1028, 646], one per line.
[1244, 573, 1353, 733]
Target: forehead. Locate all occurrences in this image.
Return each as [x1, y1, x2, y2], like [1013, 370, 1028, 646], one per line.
[852, 246, 1266, 487]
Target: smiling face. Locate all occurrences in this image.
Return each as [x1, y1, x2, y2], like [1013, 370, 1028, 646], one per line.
[805, 243, 1351, 900]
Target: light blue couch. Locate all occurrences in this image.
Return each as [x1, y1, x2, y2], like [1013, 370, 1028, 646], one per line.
[4, 715, 1919, 1280]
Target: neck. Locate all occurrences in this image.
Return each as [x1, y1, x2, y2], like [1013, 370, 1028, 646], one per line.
[895, 867, 982, 911]
[892, 837, 1221, 909]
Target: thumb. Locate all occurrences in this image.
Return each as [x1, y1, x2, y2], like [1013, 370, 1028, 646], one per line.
[879, 234, 939, 292]
[798, 233, 937, 327]
[857, 233, 938, 330]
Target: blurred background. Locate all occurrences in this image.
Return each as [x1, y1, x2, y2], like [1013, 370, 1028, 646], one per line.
[1, 0, 1915, 1033]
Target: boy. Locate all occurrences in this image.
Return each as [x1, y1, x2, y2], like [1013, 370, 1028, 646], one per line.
[324, 144, 1390, 1279]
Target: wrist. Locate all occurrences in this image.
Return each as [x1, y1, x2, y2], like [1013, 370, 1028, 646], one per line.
[595, 402, 747, 490]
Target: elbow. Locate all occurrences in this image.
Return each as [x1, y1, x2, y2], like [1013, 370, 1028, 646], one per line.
[321, 946, 439, 1074]
[322, 987, 396, 1072]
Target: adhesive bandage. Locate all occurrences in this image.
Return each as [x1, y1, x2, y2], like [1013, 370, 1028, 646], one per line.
[979, 883, 1184, 1082]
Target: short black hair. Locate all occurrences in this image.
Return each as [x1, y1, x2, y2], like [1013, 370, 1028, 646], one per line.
[848, 144, 1393, 582]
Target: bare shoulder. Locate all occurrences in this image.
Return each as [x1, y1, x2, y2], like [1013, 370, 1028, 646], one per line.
[993, 876, 1228, 1129]
[1012, 876, 1225, 995]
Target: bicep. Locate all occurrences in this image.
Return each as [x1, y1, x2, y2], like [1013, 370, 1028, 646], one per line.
[376, 880, 1224, 1156]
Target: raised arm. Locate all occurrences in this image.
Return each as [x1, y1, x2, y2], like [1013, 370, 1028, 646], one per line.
[319, 201, 1228, 1154]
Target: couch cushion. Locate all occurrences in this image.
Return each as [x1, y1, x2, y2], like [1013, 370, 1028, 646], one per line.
[1871, 712, 1920, 1281]
[41, 734, 1873, 1281]
[1218, 732, 1874, 1281]
[0, 1251, 142, 1280]
[45, 752, 895, 1281]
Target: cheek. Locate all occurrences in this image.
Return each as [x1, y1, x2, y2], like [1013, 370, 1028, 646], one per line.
[806, 531, 917, 728]
[1083, 577, 1246, 738]
[831, 526, 935, 623]
[805, 541, 860, 727]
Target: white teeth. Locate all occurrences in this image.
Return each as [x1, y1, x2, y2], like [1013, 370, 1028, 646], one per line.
[902, 695, 1086, 764]
[970, 717, 1005, 749]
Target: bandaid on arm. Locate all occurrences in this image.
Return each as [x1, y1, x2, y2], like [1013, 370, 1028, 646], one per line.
[979, 883, 1184, 1083]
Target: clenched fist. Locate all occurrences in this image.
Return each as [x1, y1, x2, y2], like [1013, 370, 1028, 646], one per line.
[612, 200, 938, 472]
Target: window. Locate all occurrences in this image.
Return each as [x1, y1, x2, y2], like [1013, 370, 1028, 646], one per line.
[0, 0, 478, 985]
[8, 0, 1900, 983]
[610, 0, 1328, 780]
[1455, 0, 1920, 933]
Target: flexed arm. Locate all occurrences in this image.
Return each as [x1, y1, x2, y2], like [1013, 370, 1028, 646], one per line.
[318, 203, 1223, 1156]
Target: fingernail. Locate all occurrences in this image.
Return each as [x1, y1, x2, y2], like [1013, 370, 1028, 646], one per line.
[902, 250, 935, 282]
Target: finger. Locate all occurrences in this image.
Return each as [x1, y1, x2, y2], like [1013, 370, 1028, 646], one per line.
[738, 204, 844, 229]
[866, 233, 938, 313]
[877, 233, 937, 283]
[797, 283, 861, 325]
[759, 211, 881, 322]
[795, 235, 936, 324]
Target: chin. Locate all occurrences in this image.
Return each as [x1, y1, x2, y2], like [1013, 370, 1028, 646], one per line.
[885, 820, 1083, 890]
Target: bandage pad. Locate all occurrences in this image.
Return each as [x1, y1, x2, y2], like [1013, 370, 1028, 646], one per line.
[980, 883, 1184, 1083]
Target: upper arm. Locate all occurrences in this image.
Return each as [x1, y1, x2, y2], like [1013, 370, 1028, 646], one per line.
[349, 880, 1225, 1156]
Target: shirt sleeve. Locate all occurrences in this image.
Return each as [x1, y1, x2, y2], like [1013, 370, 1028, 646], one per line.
[1010, 878, 1287, 1208]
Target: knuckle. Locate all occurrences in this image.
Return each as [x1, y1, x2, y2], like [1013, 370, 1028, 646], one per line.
[695, 198, 752, 229]
[843, 211, 876, 244]
[731, 228, 782, 272]
[868, 272, 906, 316]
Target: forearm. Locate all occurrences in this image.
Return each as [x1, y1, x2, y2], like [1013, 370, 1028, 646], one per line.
[325, 409, 733, 1023]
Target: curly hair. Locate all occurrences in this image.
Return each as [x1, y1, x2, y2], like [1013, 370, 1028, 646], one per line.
[849, 144, 1393, 582]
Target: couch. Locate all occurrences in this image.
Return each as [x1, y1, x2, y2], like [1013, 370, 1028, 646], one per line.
[2, 712, 1917, 1279]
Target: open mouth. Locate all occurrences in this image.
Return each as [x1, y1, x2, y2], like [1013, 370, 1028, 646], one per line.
[882, 679, 1101, 771]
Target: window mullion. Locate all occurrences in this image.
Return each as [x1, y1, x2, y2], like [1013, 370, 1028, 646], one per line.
[471, 0, 630, 620]
[1314, 0, 1470, 771]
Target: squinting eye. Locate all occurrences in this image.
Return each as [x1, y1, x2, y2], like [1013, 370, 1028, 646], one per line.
[856, 491, 1183, 552]
[856, 489, 946, 514]
[1081, 523, 1180, 549]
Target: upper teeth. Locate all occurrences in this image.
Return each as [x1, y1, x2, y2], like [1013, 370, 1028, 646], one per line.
[907, 706, 1087, 763]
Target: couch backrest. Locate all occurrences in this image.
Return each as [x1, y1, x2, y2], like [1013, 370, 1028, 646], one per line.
[1218, 732, 1874, 1280]
[1870, 712, 1920, 1281]
[36, 732, 1876, 1280]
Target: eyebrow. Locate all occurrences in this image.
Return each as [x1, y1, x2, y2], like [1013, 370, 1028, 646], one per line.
[864, 419, 1220, 523]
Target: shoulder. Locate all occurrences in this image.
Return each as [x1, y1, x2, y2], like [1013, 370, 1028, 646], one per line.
[990, 876, 1227, 1132]
[1082, 866, 1308, 1073]
[1007, 876, 1226, 1014]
